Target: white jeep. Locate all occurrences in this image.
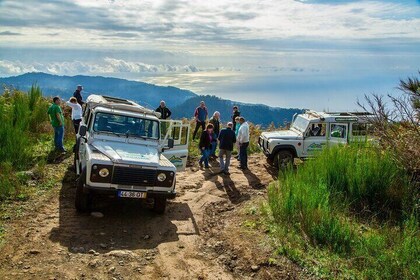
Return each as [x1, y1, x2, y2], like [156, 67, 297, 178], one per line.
[259, 110, 373, 169]
[74, 95, 190, 213]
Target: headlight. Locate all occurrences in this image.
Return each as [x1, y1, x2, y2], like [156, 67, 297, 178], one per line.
[157, 173, 167, 182]
[99, 168, 110, 177]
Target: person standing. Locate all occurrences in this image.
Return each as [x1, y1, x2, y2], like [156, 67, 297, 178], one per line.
[234, 116, 241, 160]
[155, 100, 172, 120]
[232, 106, 240, 131]
[65, 97, 83, 134]
[237, 117, 250, 170]
[198, 124, 214, 169]
[218, 122, 236, 175]
[73, 85, 84, 106]
[209, 111, 221, 159]
[47, 96, 65, 152]
[193, 101, 208, 140]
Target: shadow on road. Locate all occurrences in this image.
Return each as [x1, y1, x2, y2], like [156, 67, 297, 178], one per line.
[49, 166, 199, 254]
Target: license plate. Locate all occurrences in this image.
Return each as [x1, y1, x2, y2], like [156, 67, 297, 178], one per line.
[118, 191, 147, 199]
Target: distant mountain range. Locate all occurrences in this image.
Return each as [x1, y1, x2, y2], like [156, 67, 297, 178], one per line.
[0, 72, 302, 127]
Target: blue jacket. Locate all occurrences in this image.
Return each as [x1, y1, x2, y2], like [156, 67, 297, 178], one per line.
[218, 127, 236, 151]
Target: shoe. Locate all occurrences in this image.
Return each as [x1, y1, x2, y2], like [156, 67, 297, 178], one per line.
[205, 166, 210, 169]
[240, 167, 248, 170]
[223, 171, 230, 175]
[199, 161, 203, 168]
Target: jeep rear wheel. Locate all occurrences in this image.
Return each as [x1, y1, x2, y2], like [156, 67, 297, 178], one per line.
[274, 150, 294, 171]
[75, 170, 92, 213]
[153, 197, 167, 214]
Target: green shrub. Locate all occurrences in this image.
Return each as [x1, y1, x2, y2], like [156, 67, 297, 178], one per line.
[268, 144, 419, 278]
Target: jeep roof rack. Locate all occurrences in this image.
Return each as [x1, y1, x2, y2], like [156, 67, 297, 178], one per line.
[325, 112, 373, 116]
[86, 94, 161, 118]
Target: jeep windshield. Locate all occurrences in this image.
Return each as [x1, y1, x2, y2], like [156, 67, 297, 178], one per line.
[291, 115, 310, 133]
[93, 112, 160, 140]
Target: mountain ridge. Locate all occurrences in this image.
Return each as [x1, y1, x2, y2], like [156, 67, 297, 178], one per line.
[0, 72, 302, 126]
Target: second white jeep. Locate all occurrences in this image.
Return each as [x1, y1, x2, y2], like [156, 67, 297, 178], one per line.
[259, 110, 373, 170]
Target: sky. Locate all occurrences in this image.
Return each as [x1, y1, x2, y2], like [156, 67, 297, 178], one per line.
[0, 0, 419, 110]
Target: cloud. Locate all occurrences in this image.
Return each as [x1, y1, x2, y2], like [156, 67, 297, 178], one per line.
[0, 58, 205, 76]
[0, 31, 21, 36]
[0, 0, 418, 51]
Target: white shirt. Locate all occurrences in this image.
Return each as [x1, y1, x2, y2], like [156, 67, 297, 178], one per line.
[237, 122, 250, 143]
[66, 101, 83, 120]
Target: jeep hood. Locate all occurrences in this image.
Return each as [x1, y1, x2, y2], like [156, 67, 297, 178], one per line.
[262, 130, 301, 140]
[91, 141, 159, 166]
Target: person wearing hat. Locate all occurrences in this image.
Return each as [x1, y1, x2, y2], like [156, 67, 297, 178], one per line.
[73, 85, 84, 106]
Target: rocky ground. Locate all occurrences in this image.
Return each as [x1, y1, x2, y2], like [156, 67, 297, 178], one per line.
[0, 154, 306, 280]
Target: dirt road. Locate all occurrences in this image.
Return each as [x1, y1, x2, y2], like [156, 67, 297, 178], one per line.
[0, 154, 304, 279]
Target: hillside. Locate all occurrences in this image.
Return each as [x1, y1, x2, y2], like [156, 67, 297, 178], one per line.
[172, 95, 301, 127]
[0, 72, 196, 107]
[0, 73, 302, 126]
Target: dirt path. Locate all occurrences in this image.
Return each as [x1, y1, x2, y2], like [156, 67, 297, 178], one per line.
[0, 154, 304, 280]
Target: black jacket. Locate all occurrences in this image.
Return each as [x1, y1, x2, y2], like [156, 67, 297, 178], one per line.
[73, 90, 84, 106]
[209, 117, 220, 136]
[218, 127, 236, 151]
[199, 131, 212, 150]
[155, 106, 172, 119]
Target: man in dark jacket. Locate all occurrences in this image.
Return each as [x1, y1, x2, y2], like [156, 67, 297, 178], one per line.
[232, 106, 240, 131]
[198, 124, 214, 169]
[155, 100, 172, 119]
[218, 122, 236, 175]
[73, 85, 84, 106]
[193, 101, 208, 140]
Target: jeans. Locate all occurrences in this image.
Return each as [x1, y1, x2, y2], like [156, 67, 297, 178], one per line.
[239, 142, 249, 168]
[193, 121, 205, 140]
[219, 149, 232, 172]
[54, 125, 65, 151]
[199, 148, 210, 167]
[73, 119, 82, 134]
[210, 141, 217, 156]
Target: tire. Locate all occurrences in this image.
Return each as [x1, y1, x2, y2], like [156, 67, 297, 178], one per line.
[75, 169, 92, 213]
[274, 150, 294, 171]
[153, 197, 167, 214]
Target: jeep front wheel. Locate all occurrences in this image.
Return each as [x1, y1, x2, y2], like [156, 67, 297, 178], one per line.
[274, 150, 294, 171]
[153, 197, 167, 214]
[75, 170, 92, 213]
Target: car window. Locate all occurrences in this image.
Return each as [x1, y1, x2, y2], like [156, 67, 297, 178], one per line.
[352, 123, 373, 136]
[93, 112, 160, 139]
[330, 124, 347, 139]
[307, 123, 326, 137]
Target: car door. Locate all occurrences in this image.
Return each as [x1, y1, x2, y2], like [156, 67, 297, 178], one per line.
[328, 123, 348, 146]
[303, 123, 327, 156]
[161, 120, 190, 171]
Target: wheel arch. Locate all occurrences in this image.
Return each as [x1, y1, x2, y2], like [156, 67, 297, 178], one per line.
[271, 144, 298, 159]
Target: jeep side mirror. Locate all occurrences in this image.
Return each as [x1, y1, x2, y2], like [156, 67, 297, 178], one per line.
[168, 138, 174, 149]
[79, 125, 87, 137]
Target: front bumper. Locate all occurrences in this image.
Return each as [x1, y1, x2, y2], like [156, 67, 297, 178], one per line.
[83, 185, 176, 199]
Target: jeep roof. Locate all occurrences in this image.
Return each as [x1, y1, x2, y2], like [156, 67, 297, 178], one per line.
[299, 110, 373, 123]
[86, 94, 161, 119]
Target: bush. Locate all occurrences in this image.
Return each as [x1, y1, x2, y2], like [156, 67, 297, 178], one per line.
[268, 144, 419, 278]
[0, 85, 49, 169]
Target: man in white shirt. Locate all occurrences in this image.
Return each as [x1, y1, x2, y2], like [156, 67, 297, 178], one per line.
[237, 117, 250, 170]
[66, 97, 83, 134]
